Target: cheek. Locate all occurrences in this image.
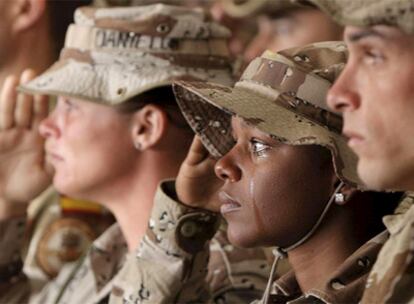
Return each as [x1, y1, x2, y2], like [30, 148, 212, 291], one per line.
[58, 121, 133, 176]
[250, 156, 333, 247]
[362, 78, 414, 158]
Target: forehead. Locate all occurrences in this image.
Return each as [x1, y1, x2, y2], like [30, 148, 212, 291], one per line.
[58, 95, 113, 111]
[231, 116, 252, 131]
[230, 116, 273, 138]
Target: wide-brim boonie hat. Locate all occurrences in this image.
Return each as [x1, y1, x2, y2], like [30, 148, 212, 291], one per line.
[19, 4, 234, 105]
[174, 41, 364, 188]
[309, 0, 414, 35]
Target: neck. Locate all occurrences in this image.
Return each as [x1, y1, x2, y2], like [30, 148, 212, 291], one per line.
[286, 204, 363, 293]
[96, 151, 181, 252]
[0, 21, 55, 85]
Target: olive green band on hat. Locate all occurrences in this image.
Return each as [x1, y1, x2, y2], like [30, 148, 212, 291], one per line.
[65, 24, 230, 56]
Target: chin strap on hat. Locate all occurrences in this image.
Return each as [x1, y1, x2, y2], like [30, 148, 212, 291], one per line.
[261, 181, 345, 303]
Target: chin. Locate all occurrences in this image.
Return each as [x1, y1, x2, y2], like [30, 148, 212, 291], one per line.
[358, 158, 407, 191]
[226, 224, 261, 248]
[53, 175, 81, 198]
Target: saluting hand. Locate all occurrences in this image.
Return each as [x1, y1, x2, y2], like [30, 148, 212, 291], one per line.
[0, 70, 52, 219]
[176, 135, 223, 212]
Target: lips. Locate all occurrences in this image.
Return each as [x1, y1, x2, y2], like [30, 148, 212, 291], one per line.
[45, 150, 64, 163]
[344, 129, 365, 150]
[218, 191, 242, 215]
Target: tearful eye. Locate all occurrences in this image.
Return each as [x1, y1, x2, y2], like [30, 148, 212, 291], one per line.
[250, 139, 270, 156]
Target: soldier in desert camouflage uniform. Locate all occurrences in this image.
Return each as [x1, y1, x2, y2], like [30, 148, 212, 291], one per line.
[307, 0, 414, 302]
[0, 4, 272, 303]
[109, 42, 400, 304]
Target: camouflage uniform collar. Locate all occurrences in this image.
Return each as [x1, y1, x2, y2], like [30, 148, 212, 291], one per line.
[89, 223, 128, 291]
[383, 194, 414, 235]
[270, 231, 388, 303]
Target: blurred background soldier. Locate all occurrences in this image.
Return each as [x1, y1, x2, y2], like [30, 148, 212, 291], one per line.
[0, 0, 115, 291]
[222, 0, 343, 64]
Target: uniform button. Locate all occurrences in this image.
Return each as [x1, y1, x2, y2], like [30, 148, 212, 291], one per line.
[180, 221, 198, 237]
[156, 23, 170, 34]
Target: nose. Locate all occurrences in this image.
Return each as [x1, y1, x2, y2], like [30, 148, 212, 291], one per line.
[39, 111, 59, 139]
[214, 148, 242, 183]
[327, 64, 361, 113]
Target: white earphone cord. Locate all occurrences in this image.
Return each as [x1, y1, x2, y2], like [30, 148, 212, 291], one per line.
[261, 181, 345, 303]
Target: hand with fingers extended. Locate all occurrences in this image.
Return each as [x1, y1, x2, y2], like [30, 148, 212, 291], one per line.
[176, 136, 223, 212]
[0, 69, 52, 219]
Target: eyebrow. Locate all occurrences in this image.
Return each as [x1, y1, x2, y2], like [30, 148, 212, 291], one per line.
[346, 29, 387, 43]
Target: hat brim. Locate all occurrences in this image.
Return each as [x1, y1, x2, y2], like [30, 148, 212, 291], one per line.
[174, 80, 363, 188]
[19, 51, 233, 105]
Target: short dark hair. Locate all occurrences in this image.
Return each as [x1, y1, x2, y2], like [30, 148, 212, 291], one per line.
[47, 0, 93, 58]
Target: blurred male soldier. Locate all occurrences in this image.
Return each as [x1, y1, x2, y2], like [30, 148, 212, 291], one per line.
[222, 0, 343, 63]
[308, 0, 414, 302]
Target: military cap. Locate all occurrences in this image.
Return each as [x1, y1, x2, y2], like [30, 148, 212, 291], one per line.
[310, 0, 414, 34]
[222, 0, 313, 18]
[173, 41, 364, 188]
[19, 4, 234, 105]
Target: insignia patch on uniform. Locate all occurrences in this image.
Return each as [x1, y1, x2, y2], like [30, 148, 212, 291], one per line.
[36, 218, 96, 277]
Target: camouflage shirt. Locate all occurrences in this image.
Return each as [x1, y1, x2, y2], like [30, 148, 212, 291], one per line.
[361, 193, 414, 303]
[0, 181, 271, 303]
[24, 187, 114, 290]
[251, 231, 388, 304]
[110, 180, 272, 303]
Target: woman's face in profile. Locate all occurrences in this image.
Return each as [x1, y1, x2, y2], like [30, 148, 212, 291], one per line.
[215, 116, 336, 248]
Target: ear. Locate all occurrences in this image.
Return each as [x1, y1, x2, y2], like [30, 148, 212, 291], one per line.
[131, 104, 168, 151]
[12, 0, 47, 34]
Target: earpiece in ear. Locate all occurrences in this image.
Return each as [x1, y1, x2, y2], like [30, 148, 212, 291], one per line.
[335, 193, 345, 205]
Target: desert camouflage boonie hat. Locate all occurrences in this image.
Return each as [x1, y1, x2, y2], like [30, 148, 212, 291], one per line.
[19, 4, 234, 105]
[174, 41, 364, 188]
[309, 0, 414, 34]
[222, 0, 314, 18]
